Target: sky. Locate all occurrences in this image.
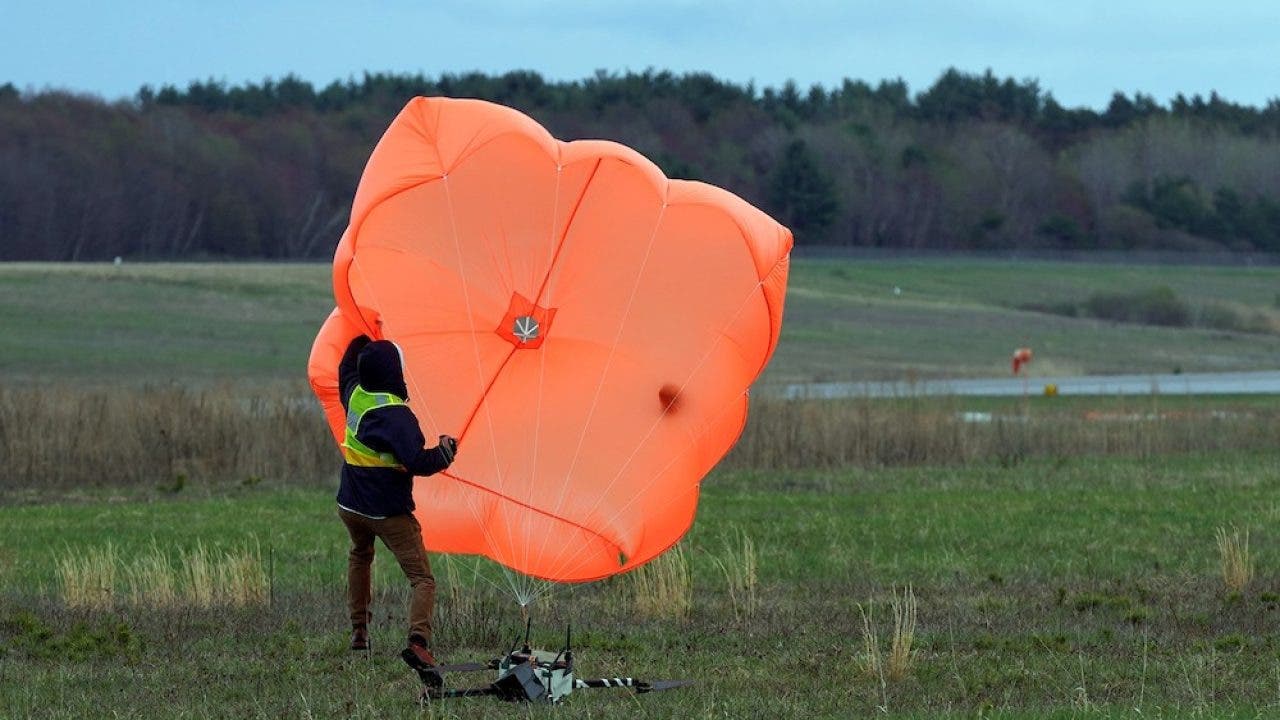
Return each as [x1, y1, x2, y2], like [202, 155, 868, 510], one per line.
[3, 0, 1278, 110]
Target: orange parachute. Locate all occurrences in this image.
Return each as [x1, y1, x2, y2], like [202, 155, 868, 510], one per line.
[309, 97, 791, 584]
[1011, 347, 1033, 375]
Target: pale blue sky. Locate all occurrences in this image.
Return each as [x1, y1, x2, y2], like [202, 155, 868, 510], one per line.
[3, 1, 1277, 109]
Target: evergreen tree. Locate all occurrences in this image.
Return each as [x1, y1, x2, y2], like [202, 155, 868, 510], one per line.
[767, 140, 838, 243]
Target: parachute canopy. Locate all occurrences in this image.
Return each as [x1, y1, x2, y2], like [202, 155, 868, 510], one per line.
[308, 97, 791, 583]
[1012, 347, 1033, 375]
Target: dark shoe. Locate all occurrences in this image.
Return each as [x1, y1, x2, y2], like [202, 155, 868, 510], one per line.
[350, 625, 369, 652]
[401, 641, 443, 689]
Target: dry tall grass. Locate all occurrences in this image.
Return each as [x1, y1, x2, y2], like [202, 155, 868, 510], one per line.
[1215, 526, 1253, 593]
[887, 585, 918, 681]
[629, 545, 692, 620]
[125, 543, 177, 606]
[428, 556, 508, 648]
[437, 555, 478, 621]
[57, 544, 118, 610]
[58, 542, 269, 609]
[730, 395, 1280, 471]
[216, 543, 270, 607]
[713, 528, 759, 619]
[436, 555, 489, 632]
[0, 383, 335, 491]
[858, 586, 919, 683]
[4, 384, 1280, 493]
[183, 543, 217, 608]
[858, 602, 883, 681]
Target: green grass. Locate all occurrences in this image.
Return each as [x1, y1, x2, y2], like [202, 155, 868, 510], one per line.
[6, 453, 1270, 590]
[3, 452, 1280, 718]
[2, 259, 1278, 385]
[0, 263, 332, 383]
[799, 258, 1280, 308]
[772, 258, 1280, 383]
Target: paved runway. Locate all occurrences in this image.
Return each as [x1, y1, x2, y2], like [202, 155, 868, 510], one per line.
[781, 370, 1280, 399]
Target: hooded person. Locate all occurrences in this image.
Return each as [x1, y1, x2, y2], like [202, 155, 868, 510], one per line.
[336, 334, 458, 688]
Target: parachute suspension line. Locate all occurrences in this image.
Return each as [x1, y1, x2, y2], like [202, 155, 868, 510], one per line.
[348, 263, 523, 601]
[512, 154, 573, 602]
[524, 199, 670, 585]
[516, 340, 556, 606]
[486, 220, 534, 605]
[438, 550, 513, 600]
[443, 554, 513, 601]
[440, 174, 525, 603]
[505, 157, 603, 604]
[532, 271, 778, 587]
[517, 156, 567, 607]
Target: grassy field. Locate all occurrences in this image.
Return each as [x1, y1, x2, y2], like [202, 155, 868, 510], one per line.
[0, 263, 331, 384]
[3, 453, 1280, 718]
[1, 259, 1278, 385]
[774, 258, 1280, 382]
[2, 258, 1279, 717]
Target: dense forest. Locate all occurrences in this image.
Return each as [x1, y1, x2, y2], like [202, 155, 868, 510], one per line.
[2, 68, 1280, 260]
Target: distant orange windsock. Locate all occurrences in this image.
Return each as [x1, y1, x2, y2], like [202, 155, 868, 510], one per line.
[1011, 347, 1033, 375]
[308, 97, 792, 583]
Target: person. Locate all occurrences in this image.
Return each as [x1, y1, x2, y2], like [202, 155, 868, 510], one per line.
[336, 334, 458, 688]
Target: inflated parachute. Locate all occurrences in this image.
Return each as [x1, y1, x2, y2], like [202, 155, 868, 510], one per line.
[308, 97, 790, 584]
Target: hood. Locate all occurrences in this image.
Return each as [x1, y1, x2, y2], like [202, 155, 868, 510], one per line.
[357, 340, 410, 400]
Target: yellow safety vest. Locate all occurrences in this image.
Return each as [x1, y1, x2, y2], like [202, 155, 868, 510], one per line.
[341, 386, 407, 470]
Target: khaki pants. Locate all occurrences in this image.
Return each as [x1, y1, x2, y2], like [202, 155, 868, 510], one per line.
[338, 508, 435, 646]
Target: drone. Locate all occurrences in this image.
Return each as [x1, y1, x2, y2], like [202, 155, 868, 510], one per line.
[409, 620, 692, 703]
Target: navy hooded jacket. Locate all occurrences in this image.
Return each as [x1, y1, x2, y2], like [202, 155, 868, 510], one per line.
[336, 336, 453, 518]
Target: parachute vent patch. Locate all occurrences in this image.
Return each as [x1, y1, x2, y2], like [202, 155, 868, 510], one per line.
[497, 293, 556, 349]
[513, 315, 540, 342]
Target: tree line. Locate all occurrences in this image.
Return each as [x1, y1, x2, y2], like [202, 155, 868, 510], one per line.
[2, 68, 1280, 260]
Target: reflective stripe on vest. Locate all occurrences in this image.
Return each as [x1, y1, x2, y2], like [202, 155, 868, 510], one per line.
[341, 386, 407, 470]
